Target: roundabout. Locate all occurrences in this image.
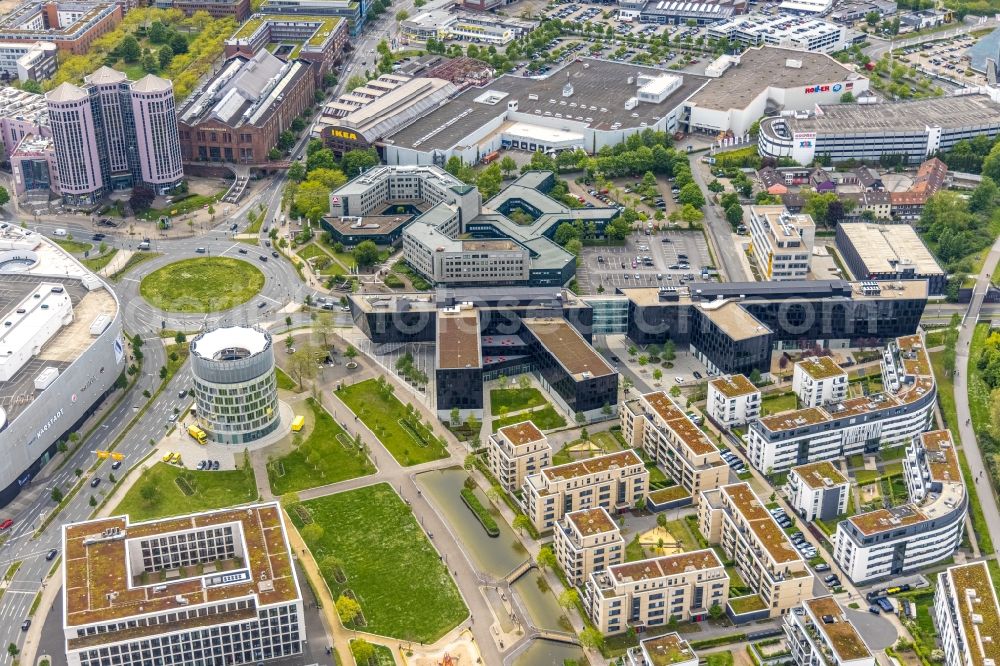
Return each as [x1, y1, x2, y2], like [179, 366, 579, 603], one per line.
[139, 256, 265, 313]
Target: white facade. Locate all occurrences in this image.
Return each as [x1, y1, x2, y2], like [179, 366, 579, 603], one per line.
[749, 206, 815, 281]
[787, 461, 849, 521]
[706, 374, 760, 427]
[707, 14, 847, 53]
[792, 356, 847, 407]
[785, 597, 875, 666]
[487, 421, 551, 493]
[934, 562, 1000, 666]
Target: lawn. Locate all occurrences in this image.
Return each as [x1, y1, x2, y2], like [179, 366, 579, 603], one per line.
[267, 397, 375, 495]
[54, 238, 93, 254]
[337, 378, 449, 466]
[80, 248, 119, 272]
[760, 391, 797, 416]
[930, 349, 958, 437]
[292, 484, 467, 642]
[110, 252, 160, 281]
[139, 257, 265, 313]
[351, 641, 395, 666]
[490, 387, 547, 415]
[706, 653, 735, 666]
[113, 461, 258, 521]
[968, 323, 992, 437]
[274, 367, 300, 391]
[492, 405, 567, 432]
[664, 519, 702, 551]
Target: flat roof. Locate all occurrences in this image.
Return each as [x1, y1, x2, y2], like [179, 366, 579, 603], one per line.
[609, 549, 723, 584]
[498, 420, 545, 446]
[895, 334, 931, 376]
[759, 406, 831, 432]
[190, 326, 269, 360]
[946, 562, 1000, 666]
[847, 503, 927, 536]
[688, 46, 859, 111]
[723, 483, 801, 564]
[542, 449, 643, 483]
[709, 374, 758, 398]
[796, 355, 844, 380]
[919, 429, 959, 485]
[437, 310, 481, 370]
[640, 633, 696, 666]
[785, 93, 1000, 133]
[838, 223, 943, 276]
[805, 597, 872, 662]
[63, 504, 297, 632]
[522, 317, 614, 380]
[567, 507, 619, 536]
[791, 460, 848, 489]
[699, 301, 770, 342]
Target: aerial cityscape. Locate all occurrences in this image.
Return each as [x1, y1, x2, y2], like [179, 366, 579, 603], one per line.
[0, 0, 998, 663]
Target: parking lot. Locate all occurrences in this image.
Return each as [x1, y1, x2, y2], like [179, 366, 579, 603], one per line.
[893, 32, 986, 88]
[576, 230, 713, 294]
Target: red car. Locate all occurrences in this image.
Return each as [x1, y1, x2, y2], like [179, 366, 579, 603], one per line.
[0, 518, 13, 530]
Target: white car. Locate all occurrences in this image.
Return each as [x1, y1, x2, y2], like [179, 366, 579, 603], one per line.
[674, 376, 684, 383]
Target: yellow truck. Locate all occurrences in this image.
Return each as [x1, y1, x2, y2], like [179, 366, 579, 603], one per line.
[291, 415, 305, 432]
[187, 424, 208, 444]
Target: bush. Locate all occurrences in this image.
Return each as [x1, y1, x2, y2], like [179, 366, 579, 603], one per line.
[460, 487, 499, 536]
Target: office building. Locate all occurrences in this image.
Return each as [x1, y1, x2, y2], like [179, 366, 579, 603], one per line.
[435, 307, 483, 421]
[834, 430, 965, 583]
[260, 0, 368, 36]
[178, 50, 314, 165]
[785, 597, 875, 666]
[62, 504, 304, 666]
[154, 0, 251, 21]
[626, 633, 699, 666]
[746, 333, 935, 473]
[706, 374, 760, 427]
[748, 206, 815, 281]
[488, 420, 552, 493]
[224, 14, 349, 86]
[792, 356, 846, 407]
[46, 67, 183, 206]
[10, 134, 59, 197]
[553, 507, 624, 586]
[522, 450, 648, 532]
[758, 92, 1000, 164]
[190, 327, 280, 445]
[934, 562, 1000, 666]
[0, 1, 122, 55]
[0, 86, 48, 160]
[706, 14, 849, 53]
[584, 550, 729, 634]
[400, 8, 537, 45]
[699, 483, 814, 617]
[624, 0, 746, 27]
[787, 461, 849, 521]
[620, 391, 729, 503]
[0, 40, 57, 81]
[836, 223, 946, 295]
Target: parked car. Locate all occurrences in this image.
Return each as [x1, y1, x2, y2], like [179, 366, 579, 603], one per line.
[90, 477, 101, 488]
[211, 460, 220, 471]
[46, 549, 58, 561]
[868, 605, 881, 615]
[197, 460, 207, 470]
[814, 563, 830, 572]
[824, 574, 840, 584]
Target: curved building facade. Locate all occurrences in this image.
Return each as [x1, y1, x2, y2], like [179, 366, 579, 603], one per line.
[190, 326, 279, 445]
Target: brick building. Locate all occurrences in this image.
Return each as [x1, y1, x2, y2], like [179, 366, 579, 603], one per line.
[0, 1, 122, 55]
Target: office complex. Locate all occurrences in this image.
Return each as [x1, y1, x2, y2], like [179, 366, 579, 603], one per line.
[748, 206, 815, 281]
[619, 0, 746, 26]
[435, 307, 484, 421]
[746, 333, 935, 472]
[0, 1, 122, 54]
[154, 0, 251, 21]
[0, 86, 48, 161]
[553, 507, 624, 586]
[834, 430, 965, 583]
[0, 225, 125, 509]
[934, 562, 1000, 666]
[792, 356, 846, 407]
[62, 504, 304, 666]
[706, 374, 760, 427]
[787, 461, 850, 522]
[521, 450, 648, 532]
[835, 223, 946, 295]
[707, 14, 850, 53]
[190, 326, 280, 445]
[10, 134, 59, 197]
[699, 483, 815, 618]
[0, 40, 57, 81]
[261, 0, 369, 35]
[487, 420, 552, 493]
[785, 597, 875, 666]
[620, 391, 729, 504]
[400, 8, 536, 45]
[46, 67, 184, 206]
[224, 14, 349, 87]
[584, 550, 728, 634]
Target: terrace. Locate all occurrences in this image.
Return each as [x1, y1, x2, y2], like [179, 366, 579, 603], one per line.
[641, 391, 718, 456]
[797, 356, 844, 381]
[638, 633, 697, 666]
[568, 507, 618, 537]
[949, 563, 1000, 666]
[759, 407, 830, 432]
[847, 504, 927, 536]
[723, 484, 801, 564]
[498, 421, 545, 447]
[805, 596, 872, 662]
[542, 450, 644, 483]
[709, 374, 758, 399]
[608, 550, 724, 585]
[921, 430, 959, 483]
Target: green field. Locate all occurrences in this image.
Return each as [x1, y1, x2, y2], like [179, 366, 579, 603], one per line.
[54, 238, 93, 254]
[491, 405, 567, 432]
[292, 484, 467, 642]
[113, 461, 258, 521]
[760, 391, 798, 416]
[139, 257, 265, 312]
[80, 248, 119, 272]
[489, 387, 547, 415]
[110, 252, 160, 281]
[552, 431, 623, 465]
[267, 398, 375, 495]
[337, 378, 449, 466]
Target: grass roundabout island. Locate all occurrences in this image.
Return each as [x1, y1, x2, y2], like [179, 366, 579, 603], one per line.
[139, 257, 266, 313]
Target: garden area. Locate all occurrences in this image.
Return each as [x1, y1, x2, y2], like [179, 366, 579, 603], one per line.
[492, 405, 567, 432]
[290, 484, 467, 643]
[113, 460, 258, 521]
[490, 386, 547, 416]
[267, 398, 375, 495]
[760, 391, 798, 416]
[139, 257, 265, 312]
[551, 430, 623, 466]
[337, 377, 449, 466]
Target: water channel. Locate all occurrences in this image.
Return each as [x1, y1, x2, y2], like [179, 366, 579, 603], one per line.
[511, 639, 586, 666]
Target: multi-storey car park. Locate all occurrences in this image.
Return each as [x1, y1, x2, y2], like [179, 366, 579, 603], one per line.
[758, 91, 1000, 164]
[62, 504, 304, 666]
[934, 561, 1000, 666]
[705, 13, 852, 54]
[833, 430, 966, 583]
[0, 225, 125, 508]
[784, 596, 875, 666]
[746, 333, 935, 473]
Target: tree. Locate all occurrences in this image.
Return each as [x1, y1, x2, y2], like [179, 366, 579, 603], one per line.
[351, 638, 375, 664]
[579, 627, 605, 650]
[336, 595, 362, 625]
[289, 345, 319, 387]
[287, 160, 306, 182]
[300, 523, 324, 544]
[707, 179, 724, 193]
[865, 10, 879, 24]
[119, 35, 141, 63]
[158, 44, 174, 69]
[395, 8, 409, 20]
[653, 368, 663, 382]
[565, 238, 583, 257]
[344, 345, 358, 360]
[51, 487, 63, 503]
[342, 149, 379, 176]
[677, 182, 705, 209]
[306, 147, 337, 173]
[749, 368, 762, 384]
[476, 163, 503, 199]
[725, 202, 743, 227]
[451, 406, 461, 426]
[0, 186, 9, 207]
[537, 545, 557, 571]
[554, 222, 581, 245]
[170, 32, 188, 54]
[346, 74, 367, 92]
[558, 588, 580, 610]
[708, 602, 725, 620]
[7, 644, 18, 658]
[353, 240, 380, 267]
[499, 155, 517, 178]
[512, 513, 531, 535]
[839, 91, 854, 103]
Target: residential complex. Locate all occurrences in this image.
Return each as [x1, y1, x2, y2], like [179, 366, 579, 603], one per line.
[785, 596, 875, 666]
[620, 391, 729, 503]
[584, 550, 729, 634]
[792, 356, 847, 408]
[553, 507, 624, 586]
[626, 633, 698, 666]
[748, 206, 815, 281]
[934, 562, 1000, 666]
[746, 333, 935, 472]
[487, 421, 551, 493]
[787, 461, 850, 522]
[62, 504, 303, 666]
[706, 374, 760, 428]
[521, 450, 648, 532]
[835, 223, 946, 295]
[699, 483, 815, 617]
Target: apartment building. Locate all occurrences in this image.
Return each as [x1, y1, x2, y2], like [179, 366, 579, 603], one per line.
[522, 450, 648, 532]
[787, 461, 850, 522]
[620, 391, 729, 502]
[792, 356, 847, 407]
[699, 483, 814, 617]
[746, 334, 935, 473]
[748, 206, 816, 281]
[553, 507, 624, 586]
[934, 562, 1000, 666]
[785, 596, 875, 666]
[706, 374, 760, 428]
[62, 504, 303, 666]
[834, 430, 965, 583]
[626, 633, 698, 666]
[584, 550, 729, 635]
[487, 420, 551, 493]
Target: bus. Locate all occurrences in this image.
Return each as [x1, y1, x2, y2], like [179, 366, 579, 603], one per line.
[291, 415, 305, 432]
[187, 424, 208, 444]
